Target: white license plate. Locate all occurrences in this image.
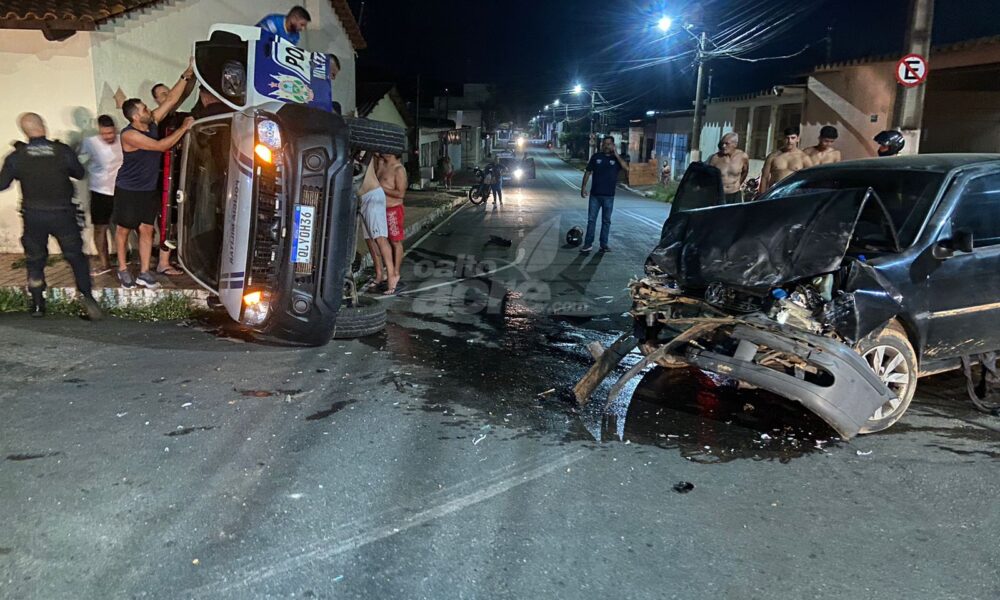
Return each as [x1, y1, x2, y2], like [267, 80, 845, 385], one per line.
[291, 205, 315, 264]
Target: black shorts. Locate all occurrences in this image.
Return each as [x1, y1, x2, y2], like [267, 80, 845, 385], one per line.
[90, 191, 114, 225]
[724, 191, 744, 204]
[113, 188, 159, 229]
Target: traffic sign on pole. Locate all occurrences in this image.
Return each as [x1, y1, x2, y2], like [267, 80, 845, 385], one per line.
[895, 53, 928, 88]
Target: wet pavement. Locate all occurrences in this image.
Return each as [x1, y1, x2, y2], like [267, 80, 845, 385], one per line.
[2, 151, 1000, 599]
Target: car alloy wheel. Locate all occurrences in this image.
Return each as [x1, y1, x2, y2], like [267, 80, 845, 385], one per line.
[862, 345, 911, 420]
[855, 321, 917, 434]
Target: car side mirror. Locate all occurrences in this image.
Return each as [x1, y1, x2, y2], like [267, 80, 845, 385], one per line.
[933, 228, 974, 259]
[953, 228, 975, 253]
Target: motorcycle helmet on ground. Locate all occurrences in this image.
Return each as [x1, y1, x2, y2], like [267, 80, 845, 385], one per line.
[874, 130, 905, 157]
[565, 226, 584, 247]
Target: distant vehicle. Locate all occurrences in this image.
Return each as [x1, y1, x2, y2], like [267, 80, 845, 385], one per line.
[497, 152, 536, 182]
[174, 24, 405, 345]
[578, 155, 1000, 438]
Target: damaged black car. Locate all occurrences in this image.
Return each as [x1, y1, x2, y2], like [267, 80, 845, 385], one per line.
[576, 155, 1000, 439]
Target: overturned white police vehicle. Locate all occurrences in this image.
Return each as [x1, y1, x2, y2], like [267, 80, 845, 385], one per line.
[175, 25, 405, 345]
[576, 155, 1000, 438]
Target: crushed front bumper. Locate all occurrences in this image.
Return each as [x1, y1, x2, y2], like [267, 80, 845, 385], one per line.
[575, 284, 896, 439]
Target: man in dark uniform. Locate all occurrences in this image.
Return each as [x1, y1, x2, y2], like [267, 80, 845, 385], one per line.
[0, 113, 103, 319]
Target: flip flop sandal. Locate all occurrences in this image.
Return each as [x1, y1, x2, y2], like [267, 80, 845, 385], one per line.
[156, 266, 184, 276]
[388, 281, 408, 296]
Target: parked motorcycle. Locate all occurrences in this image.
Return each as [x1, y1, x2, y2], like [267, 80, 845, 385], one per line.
[468, 167, 493, 205]
[741, 176, 761, 201]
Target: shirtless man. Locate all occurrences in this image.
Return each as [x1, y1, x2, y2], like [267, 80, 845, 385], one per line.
[803, 126, 842, 165]
[378, 153, 408, 291]
[759, 127, 812, 194]
[358, 154, 398, 295]
[707, 132, 749, 203]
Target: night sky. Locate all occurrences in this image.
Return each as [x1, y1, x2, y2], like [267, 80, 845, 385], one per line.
[353, 0, 1000, 122]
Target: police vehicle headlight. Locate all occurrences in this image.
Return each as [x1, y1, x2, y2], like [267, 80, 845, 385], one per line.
[242, 290, 271, 326]
[256, 119, 282, 149]
[513, 168, 524, 180]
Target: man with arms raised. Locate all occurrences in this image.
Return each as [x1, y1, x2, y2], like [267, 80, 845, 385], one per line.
[113, 61, 194, 289]
[803, 126, 842, 165]
[759, 127, 812, 194]
[708, 132, 749, 204]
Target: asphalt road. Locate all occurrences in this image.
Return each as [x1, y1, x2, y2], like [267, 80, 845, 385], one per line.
[2, 150, 1000, 600]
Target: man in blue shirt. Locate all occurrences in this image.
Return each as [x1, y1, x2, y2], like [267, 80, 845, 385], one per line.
[580, 136, 629, 252]
[256, 6, 311, 45]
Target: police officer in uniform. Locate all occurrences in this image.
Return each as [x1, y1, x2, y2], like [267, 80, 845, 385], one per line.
[0, 113, 103, 320]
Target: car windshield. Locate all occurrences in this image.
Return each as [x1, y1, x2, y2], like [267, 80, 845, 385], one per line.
[180, 119, 231, 289]
[762, 169, 946, 247]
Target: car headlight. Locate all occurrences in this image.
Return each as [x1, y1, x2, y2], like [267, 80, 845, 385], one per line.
[242, 290, 271, 326]
[257, 119, 282, 149]
[513, 168, 524, 179]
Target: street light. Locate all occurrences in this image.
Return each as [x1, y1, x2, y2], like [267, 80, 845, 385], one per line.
[572, 83, 583, 94]
[553, 99, 560, 107]
[657, 16, 673, 32]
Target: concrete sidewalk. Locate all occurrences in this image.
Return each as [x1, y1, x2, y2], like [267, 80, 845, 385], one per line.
[0, 190, 466, 310]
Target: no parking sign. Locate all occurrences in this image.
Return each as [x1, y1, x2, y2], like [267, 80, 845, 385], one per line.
[896, 53, 928, 88]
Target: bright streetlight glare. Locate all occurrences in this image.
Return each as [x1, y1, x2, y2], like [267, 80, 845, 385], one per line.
[657, 16, 672, 32]
[554, 99, 560, 106]
[572, 84, 583, 94]
[544, 104, 549, 110]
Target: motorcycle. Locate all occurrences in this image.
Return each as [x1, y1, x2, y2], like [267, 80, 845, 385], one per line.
[741, 176, 761, 201]
[467, 167, 493, 205]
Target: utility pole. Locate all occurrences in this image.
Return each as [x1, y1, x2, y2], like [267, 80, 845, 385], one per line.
[589, 90, 595, 158]
[892, 0, 934, 154]
[690, 31, 707, 163]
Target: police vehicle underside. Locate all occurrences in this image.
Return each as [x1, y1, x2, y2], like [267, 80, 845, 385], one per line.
[175, 24, 405, 345]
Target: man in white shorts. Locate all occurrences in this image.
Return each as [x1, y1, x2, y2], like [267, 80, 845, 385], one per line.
[358, 155, 398, 294]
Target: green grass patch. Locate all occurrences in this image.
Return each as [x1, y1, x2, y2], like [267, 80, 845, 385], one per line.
[0, 287, 200, 321]
[649, 181, 679, 203]
[10, 254, 63, 269]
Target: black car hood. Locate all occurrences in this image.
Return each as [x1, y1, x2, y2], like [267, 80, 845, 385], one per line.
[649, 189, 890, 288]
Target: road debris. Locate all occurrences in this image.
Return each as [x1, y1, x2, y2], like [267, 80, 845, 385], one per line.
[537, 388, 557, 399]
[673, 481, 695, 494]
[473, 434, 487, 445]
[856, 449, 873, 456]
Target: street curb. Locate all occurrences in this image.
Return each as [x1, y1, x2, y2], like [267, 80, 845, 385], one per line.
[0, 284, 212, 309]
[2, 197, 468, 307]
[619, 183, 657, 198]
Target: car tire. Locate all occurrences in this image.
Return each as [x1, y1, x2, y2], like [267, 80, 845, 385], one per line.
[332, 295, 387, 339]
[344, 117, 406, 155]
[855, 321, 917, 434]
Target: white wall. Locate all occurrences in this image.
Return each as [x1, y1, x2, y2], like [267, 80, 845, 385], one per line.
[0, 30, 97, 253]
[2, 0, 359, 253]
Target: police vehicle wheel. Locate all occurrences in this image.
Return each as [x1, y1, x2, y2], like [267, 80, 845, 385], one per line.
[332, 295, 387, 339]
[344, 117, 407, 155]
